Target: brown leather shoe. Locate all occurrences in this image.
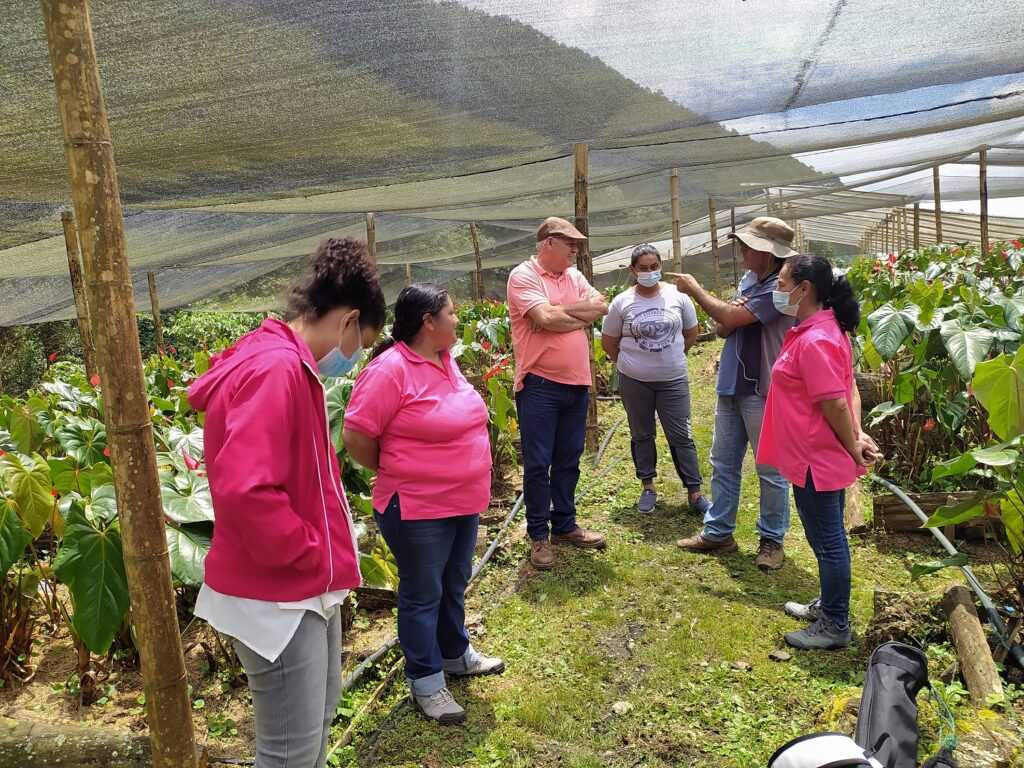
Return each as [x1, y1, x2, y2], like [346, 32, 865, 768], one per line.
[676, 533, 738, 553]
[530, 539, 555, 570]
[551, 527, 607, 550]
[755, 538, 785, 571]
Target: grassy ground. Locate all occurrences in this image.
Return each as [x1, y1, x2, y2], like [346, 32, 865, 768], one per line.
[332, 340, 1021, 768]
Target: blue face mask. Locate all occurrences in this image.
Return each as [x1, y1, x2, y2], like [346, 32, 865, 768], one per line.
[636, 269, 662, 287]
[317, 317, 364, 378]
[771, 288, 801, 317]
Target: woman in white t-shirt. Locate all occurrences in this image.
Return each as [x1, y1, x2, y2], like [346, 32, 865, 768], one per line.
[601, 244, 710, 514]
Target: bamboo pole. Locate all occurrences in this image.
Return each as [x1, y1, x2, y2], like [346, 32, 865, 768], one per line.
[730, 207, 738, 288]
[900, 207, 909, 252]
[41, 3, 199, 767]
[574, 142, 599, 452]
[708, 197, 720, 294]
[61, 211, 98, 380]
[470, 222, 483, 301]
[365, 212, 376, 265]
[147, 272, 164, 356]
[913, 203, 920, 250]
[943, 585, 1003, 704]
[933, 166, 944, 244]
[670, 169, 682, 272]
[979, 147, 989, 256]
[404, 263, 412, 288]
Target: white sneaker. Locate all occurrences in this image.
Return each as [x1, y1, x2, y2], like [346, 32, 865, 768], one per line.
[784, 597, 822, 622]
[413, 686, 466, 724]
[443, 648, 505, 677]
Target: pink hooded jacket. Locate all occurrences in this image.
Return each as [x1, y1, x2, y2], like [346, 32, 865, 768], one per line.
[188, 318, 361, 600]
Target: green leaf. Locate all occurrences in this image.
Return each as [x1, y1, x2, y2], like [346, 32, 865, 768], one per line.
[972, 348, 1024, 440]
[166, 426, 204, 458]
[487, 377, 514, 431]
[86, 484, 119, 525]
[930, 452, 977, 482]
[910, 553, 969, 581]
[324, 378, 354, 452]
[0, 494, 32, 579]
[969, 445, 1019, 467]
[165, 524, 211, 587]
[1, 452, 54, 537]
[161, 475, 214, 524]
[7, 403, 44, 454]
[940, 318, 994, 380]
[48, 457, 84, 496]
[41, 381, 96, 414]
[867, 401, 903, 428]
[52, 507, 130, 654]
[866, 304, 912, 359]
[359, 552, 398, 590]
[1000, 491, 1024, 554]
[925, 492, 993, 528]
[56, 416, 107, 466]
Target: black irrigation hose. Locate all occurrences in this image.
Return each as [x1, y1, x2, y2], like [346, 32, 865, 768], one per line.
[870, 474, 1024, 670]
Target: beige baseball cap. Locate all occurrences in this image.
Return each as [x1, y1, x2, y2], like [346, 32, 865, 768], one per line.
[537, 216, 587, 242]
[727, 216, 798, 259]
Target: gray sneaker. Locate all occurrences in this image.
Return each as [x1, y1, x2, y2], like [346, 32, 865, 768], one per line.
[413, 686, 466, 724]
[784, 617, 852, 651]
[444, 650, 505, 678]
[784, 597, 822, 622]
[637, 489, 657, 513]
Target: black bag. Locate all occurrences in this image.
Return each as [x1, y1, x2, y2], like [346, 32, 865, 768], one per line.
[854, 642, 929, 768]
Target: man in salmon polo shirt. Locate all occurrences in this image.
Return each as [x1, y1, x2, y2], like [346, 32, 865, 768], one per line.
[508, 217, 609, 571]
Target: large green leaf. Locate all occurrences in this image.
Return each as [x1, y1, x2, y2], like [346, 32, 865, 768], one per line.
[41, 381, 97, 414]
[1, 452, 54, 537]
[161, 474, 214, 524]
[866, 304, 913, 359]
[940, 318, 994, 380]
[7, 402, 44, 454]
[910, 553, 969, 581]
[969, 445, 1019, 467]
[86, 484, 119, 525]
[359, 552, 399, 590]
[52, 506, 130, 654]
[972, 347, 1024, 440]
[487, 377, 514, 431]
[994, 295, 1024, 331]
[166, 426, 204, 458]
[1001, 491, 1024, 555]
[324, 378, 354, 452]
[166, 523, 211, 587]
[925, 491, 994, 528]
[56, 416, 107, 466]
[930, 452, 977, 482]
[0, 428, 15, 452]
[0, 494, 32, 579]
[866, 401, 904, 428]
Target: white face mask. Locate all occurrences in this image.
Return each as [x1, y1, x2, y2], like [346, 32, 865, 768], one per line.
[772, 288, 801, 317]
[636, 269, 662, 288]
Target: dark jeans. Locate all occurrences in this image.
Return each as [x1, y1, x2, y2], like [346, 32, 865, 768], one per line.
[793, 470, 850, 630]
[374, 494, 478, 696]
[515, 373, 589, 541]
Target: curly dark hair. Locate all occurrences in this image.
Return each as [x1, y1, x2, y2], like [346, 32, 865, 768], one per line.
[282, 238, 386, 330]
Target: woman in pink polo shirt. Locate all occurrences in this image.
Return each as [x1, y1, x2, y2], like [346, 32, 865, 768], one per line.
[343, 284, 503, 725]
[757, 254, 878, 651]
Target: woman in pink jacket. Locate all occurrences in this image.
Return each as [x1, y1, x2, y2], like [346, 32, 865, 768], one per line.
[188, 238, 385, 768]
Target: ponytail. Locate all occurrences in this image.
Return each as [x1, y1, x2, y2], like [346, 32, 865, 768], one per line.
[370, 283, 450, 360]
[824, 275, 860, 335]
[787, 253, 861, 335]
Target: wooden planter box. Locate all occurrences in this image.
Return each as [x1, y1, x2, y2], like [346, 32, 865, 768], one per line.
[855, 371, 887, 412]
[871, 490, 996, 540]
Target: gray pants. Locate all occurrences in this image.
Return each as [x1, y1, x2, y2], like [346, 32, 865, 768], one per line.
[233, 610, 342, 768]
[618, 372, 703, 491]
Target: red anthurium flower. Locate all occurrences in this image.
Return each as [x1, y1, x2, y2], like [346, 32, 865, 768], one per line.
[0, 450, 6, 458]
[481, 341, 492, 351]
[50, 488, 58, 498]
[47, 352, 58, 363]
[103, 446, 111, 458]
[1012, 239, 1023, 250]
[89, 374, 101, 387]
[180, 447, 201, 471]
[482, 356, 512, 382]
[922, 418, 936, 433]
[167, 378, 175, 389]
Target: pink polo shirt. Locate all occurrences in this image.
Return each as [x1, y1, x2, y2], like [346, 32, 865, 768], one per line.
[344, 342, 491, 520]
[757, 309, 865, 492]
[507, 258, 596, 392]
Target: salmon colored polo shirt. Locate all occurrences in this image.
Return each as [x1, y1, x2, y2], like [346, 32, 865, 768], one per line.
[344, 342, 492, 520]
[757, 309, 865, 492]
[507, 257, 597, 392]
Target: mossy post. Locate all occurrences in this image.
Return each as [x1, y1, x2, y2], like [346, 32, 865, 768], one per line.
[979, 147, 989, 256]
[670, 169, 682, 272]
[730, 207, 738, 288]
[574, 142, 599, 452]
[41, 3, 199, 767]
[470, 222, 483, 300]
[708, 197, 720, 294]
[61, 211, 97, 380]
[365, 212, 376, 266]
[913, 203, 920, 250]
[147, 271, 163, 356]
[933, 165, 943, 244]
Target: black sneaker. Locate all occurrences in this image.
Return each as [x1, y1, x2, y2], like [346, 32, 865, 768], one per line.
[784, 617, 852, 650]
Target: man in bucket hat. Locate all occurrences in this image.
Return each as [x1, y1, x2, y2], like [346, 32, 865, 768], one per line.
[507, 217, 609, 571]
[672, 217, 797, 571]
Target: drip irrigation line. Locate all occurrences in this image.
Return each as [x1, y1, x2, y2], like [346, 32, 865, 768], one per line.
[869, 474, 1024, 669]
[594, 413, 627, 469]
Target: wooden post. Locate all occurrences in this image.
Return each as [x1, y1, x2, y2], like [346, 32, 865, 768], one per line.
[979, 147, 990, 256]
[670, 169, 682, 272]
[404, 263, 412, 288]
[61, 211, 98, 381]
[901, 207, 910, 252]
[708, 197, 721, 293]
[41, 3, 199, 768]
[365, 212, 376, 266]
[730, 207, 739, 288]
[147, 272, 164, 356]
[574, 142, 598, 452]
[470, 222, 483, 301]
[943, 585, 1003, 704]
[933, 166, 944, 244]
[913, 203, 920, 250]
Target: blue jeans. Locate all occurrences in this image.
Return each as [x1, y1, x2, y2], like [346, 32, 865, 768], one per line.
[374, 495, 478, 696]
[703, 394, 790, 543]
[515, 373, 589, 541]
[793, 471, 850, 630]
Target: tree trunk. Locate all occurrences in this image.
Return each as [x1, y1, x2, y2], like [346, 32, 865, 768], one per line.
[943, 584, 1003, 705]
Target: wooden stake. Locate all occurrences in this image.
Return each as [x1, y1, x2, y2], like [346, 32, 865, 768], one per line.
[61, 211, 97, 381]
[365, 212, 376, 266]
[404, 263, 412, 288]
[933, 166, 944, 244]
[41, 3, 199, 767]
[670, 169, 682, 272]
[979, 147, 990, 256]
[470, 222, 483, 301]
[574, 142, 598, 452]
[147, 272, 164, 356]
[730, 207, 738, 288]
[708, 197, 720, 294]
[913, 203, 920, 250]
[943, 585, 1003, 705]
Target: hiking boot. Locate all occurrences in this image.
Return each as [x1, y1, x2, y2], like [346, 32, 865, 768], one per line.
[676, 532, 738, 553]
[552, 527, 607, 550]
[530, 539, 555, 570]
[784, 597, 822, 622]
[784, 617, 852, 651]
[688, 494, 712, 516]
[444, 648, 505, 678]
[637, 488, 657, 513]
[755, 538, 785, 571]
[413, 686, 466, 724]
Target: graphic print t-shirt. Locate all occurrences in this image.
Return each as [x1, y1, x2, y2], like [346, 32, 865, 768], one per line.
[603, 284, 698, 382]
